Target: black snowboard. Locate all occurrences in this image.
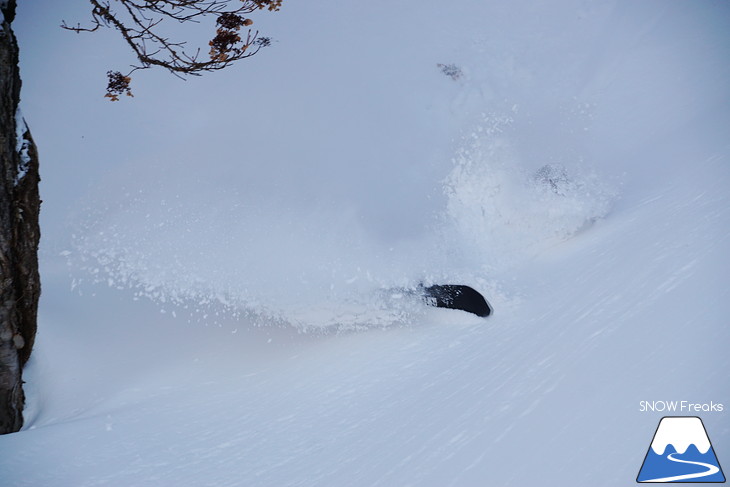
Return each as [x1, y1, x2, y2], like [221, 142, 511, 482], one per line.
[421, 284, 492, 317]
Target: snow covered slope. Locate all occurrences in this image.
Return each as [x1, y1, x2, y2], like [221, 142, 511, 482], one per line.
[2, 0, 729, 485]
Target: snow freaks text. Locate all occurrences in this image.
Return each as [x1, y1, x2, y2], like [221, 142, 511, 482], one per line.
[639, 401, 724, 413]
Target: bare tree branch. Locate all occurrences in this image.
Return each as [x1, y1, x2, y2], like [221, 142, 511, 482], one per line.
[62, 0, 282, 99]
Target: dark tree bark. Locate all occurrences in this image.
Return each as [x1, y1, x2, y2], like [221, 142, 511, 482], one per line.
[0, 0, 42, 435]
[0, 0, 278, 435]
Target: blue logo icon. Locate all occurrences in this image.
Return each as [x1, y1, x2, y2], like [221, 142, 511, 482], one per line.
[637, 416, 725, 483]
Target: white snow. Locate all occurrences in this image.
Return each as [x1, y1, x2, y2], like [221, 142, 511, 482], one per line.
[650, 417, 712, 455]
[14, 106, 32, 185]
[2, 0, 729, 485]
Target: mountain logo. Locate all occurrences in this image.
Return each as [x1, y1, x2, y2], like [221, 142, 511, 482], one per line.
[637, 416, 725, 483]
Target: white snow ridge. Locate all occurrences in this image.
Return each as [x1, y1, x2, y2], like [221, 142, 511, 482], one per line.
[650, 417, 712, 455]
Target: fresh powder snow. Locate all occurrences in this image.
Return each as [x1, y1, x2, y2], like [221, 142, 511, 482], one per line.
[1, 0, 729, 486]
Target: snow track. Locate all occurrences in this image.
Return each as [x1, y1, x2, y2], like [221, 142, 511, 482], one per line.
[646, 454, 721, 483]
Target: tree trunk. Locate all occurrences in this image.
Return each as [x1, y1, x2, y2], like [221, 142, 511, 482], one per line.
[0, 0, 41, 435]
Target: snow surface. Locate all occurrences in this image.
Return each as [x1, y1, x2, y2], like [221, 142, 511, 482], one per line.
[14, 107, 32, 185]
[2, 0, 730, 485]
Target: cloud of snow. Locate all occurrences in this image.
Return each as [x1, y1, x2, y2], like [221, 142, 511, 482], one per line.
[69, 108, 616, 329]
[68, 154, 450, 330]
[443, 112, 617, 271]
